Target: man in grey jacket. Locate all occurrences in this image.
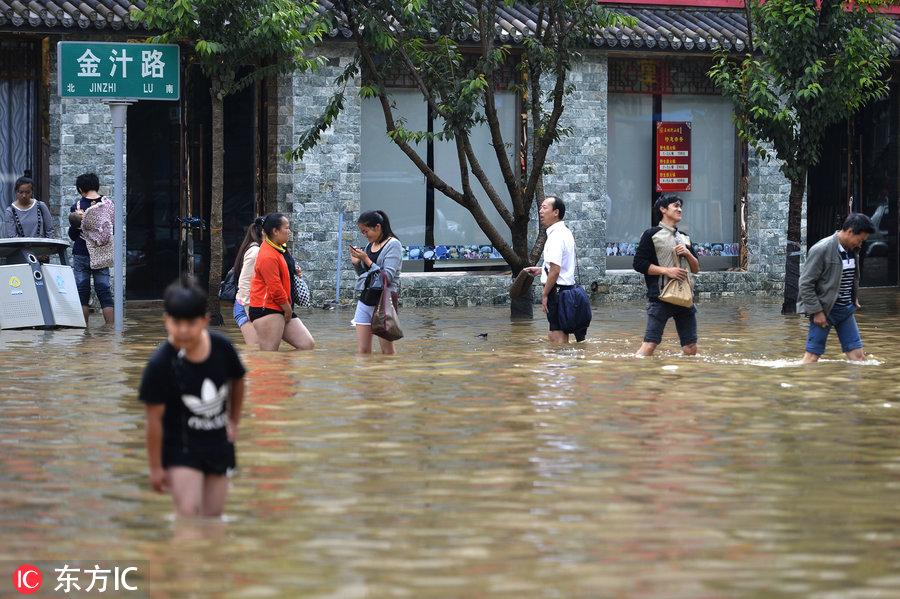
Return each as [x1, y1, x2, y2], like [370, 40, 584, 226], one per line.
[798, 213, 875, 363]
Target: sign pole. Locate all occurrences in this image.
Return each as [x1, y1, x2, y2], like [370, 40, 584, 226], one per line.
[59, 41, 180, 333]
[108, 101, 131, 333]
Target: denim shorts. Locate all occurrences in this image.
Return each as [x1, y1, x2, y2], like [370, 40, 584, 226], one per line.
[233, 301, 249, 328]
[72, 254, 113, 308]
[351, 294, 399, 327]
[805, 303, 863, 356]
[643, 299, 698, 347]
[351, 301, 375, 326]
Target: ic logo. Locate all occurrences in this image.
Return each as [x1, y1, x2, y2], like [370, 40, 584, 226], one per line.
[12, 564, 42, 594]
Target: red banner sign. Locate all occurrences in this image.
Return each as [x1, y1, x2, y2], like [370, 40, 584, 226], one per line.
[656, 121, 691, 192]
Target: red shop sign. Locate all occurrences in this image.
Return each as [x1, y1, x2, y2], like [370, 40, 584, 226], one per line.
[656, 121, 691, 192]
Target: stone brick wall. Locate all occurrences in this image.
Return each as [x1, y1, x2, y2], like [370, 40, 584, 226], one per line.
[745, 145, 805, 296]
[48, 49, 124, 237]
[277, 44, 361, 305]
[541, 50, 609, 285]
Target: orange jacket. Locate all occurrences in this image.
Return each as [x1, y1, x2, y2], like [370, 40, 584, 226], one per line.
[249, 241, 290, 311]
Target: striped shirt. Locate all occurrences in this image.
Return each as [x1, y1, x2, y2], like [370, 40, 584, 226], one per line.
[835, 245, 855, 306]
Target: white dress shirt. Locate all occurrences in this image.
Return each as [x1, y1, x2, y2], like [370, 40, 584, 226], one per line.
[541, 220, 577, 285]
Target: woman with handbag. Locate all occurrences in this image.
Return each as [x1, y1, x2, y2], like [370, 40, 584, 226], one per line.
[248, 213, 315, 352]
[232, 217, 264, 344]
[350, 210, 402, 355]
[67, 173, 114, 325]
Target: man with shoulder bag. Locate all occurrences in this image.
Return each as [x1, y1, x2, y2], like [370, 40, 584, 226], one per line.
[633, 195, 700, 356]
[524, 195, 591, 343]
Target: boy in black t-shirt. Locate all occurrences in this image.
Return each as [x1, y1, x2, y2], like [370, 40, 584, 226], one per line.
[140, 278, 247, 517]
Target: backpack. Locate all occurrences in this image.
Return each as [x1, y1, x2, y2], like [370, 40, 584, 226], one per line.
[218, 268, 237, 302]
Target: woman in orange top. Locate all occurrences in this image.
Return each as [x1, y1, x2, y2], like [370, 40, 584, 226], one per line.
[248, 213, 315, 351]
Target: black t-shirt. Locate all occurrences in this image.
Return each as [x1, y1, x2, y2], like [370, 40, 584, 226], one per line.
[139, 331, 246, 452]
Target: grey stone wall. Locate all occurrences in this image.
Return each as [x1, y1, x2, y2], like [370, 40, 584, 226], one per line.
[745, 145, 802, 296]
[277, 44, 360, 305]
[48, 49, 124, 237]
[542, 50, 609, 284]
[48, 47, 124, 306]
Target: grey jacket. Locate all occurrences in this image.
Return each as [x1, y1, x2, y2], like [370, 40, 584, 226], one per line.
[1, 200, 55, 239]
[797, 232, 859, 316]
[354, 237, 402, 294]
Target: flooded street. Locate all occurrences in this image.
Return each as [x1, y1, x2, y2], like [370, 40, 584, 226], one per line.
[2, 290, 900, 598]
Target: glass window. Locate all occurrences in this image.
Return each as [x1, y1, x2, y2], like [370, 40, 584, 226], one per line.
[661, 95, 735, 245]
[433, 92, 516, 249]
[361, 90, 428, 247]
[606, 92, 737, 267]
[608, 93, 653, 246]
[361, 89, 516, 268]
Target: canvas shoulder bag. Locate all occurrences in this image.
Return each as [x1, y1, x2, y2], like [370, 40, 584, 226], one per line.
[658, 245, 693, 308]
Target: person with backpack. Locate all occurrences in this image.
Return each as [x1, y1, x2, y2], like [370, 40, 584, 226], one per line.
[67, 173, 114, 325]
[231, 217, 264, 345]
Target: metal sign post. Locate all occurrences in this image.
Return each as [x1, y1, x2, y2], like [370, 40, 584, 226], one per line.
[58, 41, 179, 332]
[108, 101, 131, 332]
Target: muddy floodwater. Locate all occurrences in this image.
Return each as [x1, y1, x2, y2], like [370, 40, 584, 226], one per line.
[2, 290, 900, 598]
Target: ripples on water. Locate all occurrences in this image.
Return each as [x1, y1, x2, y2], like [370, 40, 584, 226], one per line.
[1, 291, 900, 597]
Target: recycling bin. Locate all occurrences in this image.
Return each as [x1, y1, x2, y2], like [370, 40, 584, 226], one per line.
[0, 238, 86, 329]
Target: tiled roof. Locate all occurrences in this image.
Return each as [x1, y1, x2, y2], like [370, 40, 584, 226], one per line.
[1, 0, 898, 57]
[0, 0, 147, 31]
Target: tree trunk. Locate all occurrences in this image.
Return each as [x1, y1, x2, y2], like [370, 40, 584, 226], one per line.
[509, 216, 533, 319]
[782, 173, 806, 314]
[207, 80, 225, 325]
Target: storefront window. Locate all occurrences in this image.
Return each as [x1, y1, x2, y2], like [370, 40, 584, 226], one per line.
[361, 90, 517, 269]
[608, 93, 653, 249]
[661, 95, 736, 248]
[360, 90, 428, 248]
[607, 88, 737, 269]
[433, 91, 515, 264]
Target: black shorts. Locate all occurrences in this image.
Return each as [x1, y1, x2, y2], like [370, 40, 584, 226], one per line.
[248, 306, 298, 322]
[545, 284, 573, 331]
[163, 444, 236, 476]
[644, 299, 698, 347]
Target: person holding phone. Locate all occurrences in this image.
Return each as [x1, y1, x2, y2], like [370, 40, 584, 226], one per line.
[247, 213, 315, 351]
[350, 210, 402, 354]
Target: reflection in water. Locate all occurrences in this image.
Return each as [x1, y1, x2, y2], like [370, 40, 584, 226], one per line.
[2, 290, 900, 597]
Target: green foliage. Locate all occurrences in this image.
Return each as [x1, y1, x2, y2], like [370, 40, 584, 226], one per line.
[136, 0, 329, 97]
[709, 0, 892, 183]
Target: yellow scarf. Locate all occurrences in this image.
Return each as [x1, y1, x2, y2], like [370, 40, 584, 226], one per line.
[264, 235, 286, 253]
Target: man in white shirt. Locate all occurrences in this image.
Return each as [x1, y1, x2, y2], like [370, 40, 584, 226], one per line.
[524, 195, 578, 343]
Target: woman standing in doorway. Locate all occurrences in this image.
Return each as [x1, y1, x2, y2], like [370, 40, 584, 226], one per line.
[2, 176, 55, 239]
[350, 210, 402, 355]
[248, 213, 315, 352]
[232, 217, 263, 345]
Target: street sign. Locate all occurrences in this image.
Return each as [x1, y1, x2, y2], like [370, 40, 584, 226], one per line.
[655, 121, 692, 193]
[57, 41, 180, 101]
